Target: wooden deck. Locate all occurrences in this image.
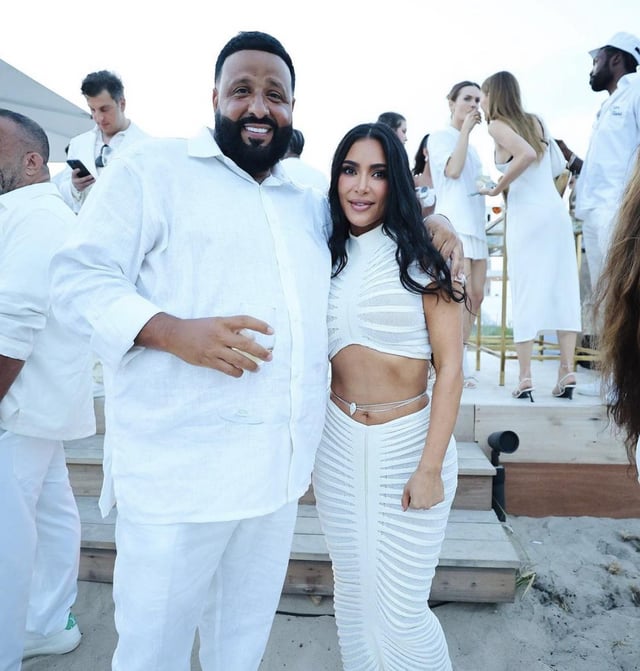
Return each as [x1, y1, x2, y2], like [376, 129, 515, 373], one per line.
[67, 349, 640, 610]
[66, 409, 521, 603]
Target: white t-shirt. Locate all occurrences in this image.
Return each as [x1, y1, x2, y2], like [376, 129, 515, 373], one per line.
[428, 126, 486, 239]
[0, 183, 95, 440]
[51, 128, 332, 524]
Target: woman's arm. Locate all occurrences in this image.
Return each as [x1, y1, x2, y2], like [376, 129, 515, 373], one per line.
[445, 111, 480, 179]
[401, 287, 464, 510]
[481, 120, 537, 197]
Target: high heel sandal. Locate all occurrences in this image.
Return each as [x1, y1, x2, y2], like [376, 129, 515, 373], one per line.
[512, 377, 534, 402]
[552, 373, 577, 399]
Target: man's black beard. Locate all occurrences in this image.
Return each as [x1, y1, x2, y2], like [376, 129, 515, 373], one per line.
[214, 112, 292, 177]
[590, 60, 613, 92]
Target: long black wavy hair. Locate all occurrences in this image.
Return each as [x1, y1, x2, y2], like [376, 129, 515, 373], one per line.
[328, 122, 463, 302]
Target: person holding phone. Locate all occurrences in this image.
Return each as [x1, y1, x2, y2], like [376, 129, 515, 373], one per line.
[56, 70, 148, 212]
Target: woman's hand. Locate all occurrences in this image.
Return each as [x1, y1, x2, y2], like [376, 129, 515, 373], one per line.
[461, 109, 482, 135]
[401, 468, 445, 511]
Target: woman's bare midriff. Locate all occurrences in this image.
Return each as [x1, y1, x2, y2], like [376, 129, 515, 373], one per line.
[330, 345, 430, 426]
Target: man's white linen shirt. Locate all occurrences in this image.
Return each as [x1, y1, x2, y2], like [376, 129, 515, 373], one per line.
[51, 128, 332, 524]
[575, 72, 640, 219]
[0, 183, 95, 440]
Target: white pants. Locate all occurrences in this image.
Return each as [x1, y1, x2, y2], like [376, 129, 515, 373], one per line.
[581, 207, 615, 290]
[0, 431, 80, 671]
[112, 501, 298, 671]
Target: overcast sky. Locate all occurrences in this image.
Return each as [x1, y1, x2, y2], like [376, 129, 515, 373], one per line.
[2, 0, 638, 176]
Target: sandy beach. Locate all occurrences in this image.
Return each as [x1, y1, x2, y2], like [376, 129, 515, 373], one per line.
[22, 514, 640, 671]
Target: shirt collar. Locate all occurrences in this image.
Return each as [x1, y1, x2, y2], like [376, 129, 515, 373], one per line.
[0, 182, 61, 213]
[187, 127, 294, 187]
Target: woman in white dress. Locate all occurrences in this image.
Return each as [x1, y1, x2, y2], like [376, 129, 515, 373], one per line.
[313, 122, 465, 670]
[428, 82, 488, 387]
[479, 71, 581, 400]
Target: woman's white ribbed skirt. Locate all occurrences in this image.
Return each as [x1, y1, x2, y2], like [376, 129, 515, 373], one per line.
[313, 401, 458, 671]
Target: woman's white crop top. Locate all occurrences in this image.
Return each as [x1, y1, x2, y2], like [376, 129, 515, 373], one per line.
[327, 226, 433, 361]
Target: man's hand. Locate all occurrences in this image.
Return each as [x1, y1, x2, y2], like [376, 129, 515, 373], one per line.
[425, 213, 464, 280]
[135, 313, 274, 378]
[71, 169, 96, 193]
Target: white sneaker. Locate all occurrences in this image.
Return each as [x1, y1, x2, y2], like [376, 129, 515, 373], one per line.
[23, 613, 81, 659]
[577, 380, 601, 397]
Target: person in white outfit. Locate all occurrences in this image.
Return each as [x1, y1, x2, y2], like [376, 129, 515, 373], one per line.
[0, 109, 95, 669]
[429, 81, 488, 388]
[55, 70, 148, 212]
[50, 32, 332, 671]
[280, 128, 329, 192]
[556, 32, 640, 396]
[479, 72, 582, 401]
[314, 122, 464, 671]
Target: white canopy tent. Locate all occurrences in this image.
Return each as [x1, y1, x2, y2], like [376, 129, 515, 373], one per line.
[0, 58, 94, 162]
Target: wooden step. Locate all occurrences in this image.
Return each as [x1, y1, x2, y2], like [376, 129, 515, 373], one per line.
[77, 498, 519, 603]
[66, 438, 495, 510]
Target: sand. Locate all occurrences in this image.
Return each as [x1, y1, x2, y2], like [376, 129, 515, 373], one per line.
[21, 514, 640, 671]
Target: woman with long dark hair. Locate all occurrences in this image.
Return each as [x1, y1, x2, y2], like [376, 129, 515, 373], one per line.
[480, 71, 581, 400]
[313, 122, 465, 670]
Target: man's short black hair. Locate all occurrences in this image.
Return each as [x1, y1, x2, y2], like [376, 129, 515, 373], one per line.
[81, 70, 125, 101]
[214, 31, 295, 92]
[0, 108, 49, 163]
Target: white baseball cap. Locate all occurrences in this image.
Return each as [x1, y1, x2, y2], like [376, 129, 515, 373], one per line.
[589, 32, 640, 65]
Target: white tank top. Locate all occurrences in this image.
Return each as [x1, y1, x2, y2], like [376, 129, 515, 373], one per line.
[327, 226, 433, 361]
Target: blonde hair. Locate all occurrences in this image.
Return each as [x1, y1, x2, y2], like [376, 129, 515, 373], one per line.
[595, 152, 640, 469]
[481, 71, 546, 158]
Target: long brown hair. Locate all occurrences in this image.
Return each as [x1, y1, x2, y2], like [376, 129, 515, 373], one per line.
[595, 152, 640, 469]
[481, 71, 546, 158]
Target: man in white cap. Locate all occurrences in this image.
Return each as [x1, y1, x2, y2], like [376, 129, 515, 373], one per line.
[556, 32, 640, 395]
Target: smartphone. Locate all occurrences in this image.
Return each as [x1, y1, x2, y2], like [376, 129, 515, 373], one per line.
[66, 159, 91, 178]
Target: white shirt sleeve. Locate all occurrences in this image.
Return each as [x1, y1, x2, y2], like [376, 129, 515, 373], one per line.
[0, 208, 56, 360]
[50, 157, 162, 369]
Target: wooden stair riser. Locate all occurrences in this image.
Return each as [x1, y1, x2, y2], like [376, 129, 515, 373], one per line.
[79, 552, 516, 603]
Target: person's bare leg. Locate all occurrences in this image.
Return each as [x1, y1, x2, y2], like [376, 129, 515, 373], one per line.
[514, 339, 534, 395]
[462, 258, 487, 387]
[554, 330, 577, 395]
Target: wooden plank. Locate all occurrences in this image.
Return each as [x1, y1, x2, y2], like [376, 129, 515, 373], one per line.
[283, 562, 516, 603]
[456, 442, 496, 476]
[68, 465, 103, 497]
[64, 434, 104, 463]
[284, 560, 334, 596]
[475, 404, 626, 464]
[454, 403, 475, 442]
[431, 566, 515, 603]
[504, 462, 640, 517]
[79, 549, 114, 583]
[452, 476, 492, 511]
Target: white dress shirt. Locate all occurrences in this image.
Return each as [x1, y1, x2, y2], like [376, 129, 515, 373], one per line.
[280, 157, 329, 193]
[575, 72, 640, 219]
[56, 121, 149, 212]
[51, 128, 332, 524]
[428, 126, 486, 239]
[0, 183, 95, 440]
